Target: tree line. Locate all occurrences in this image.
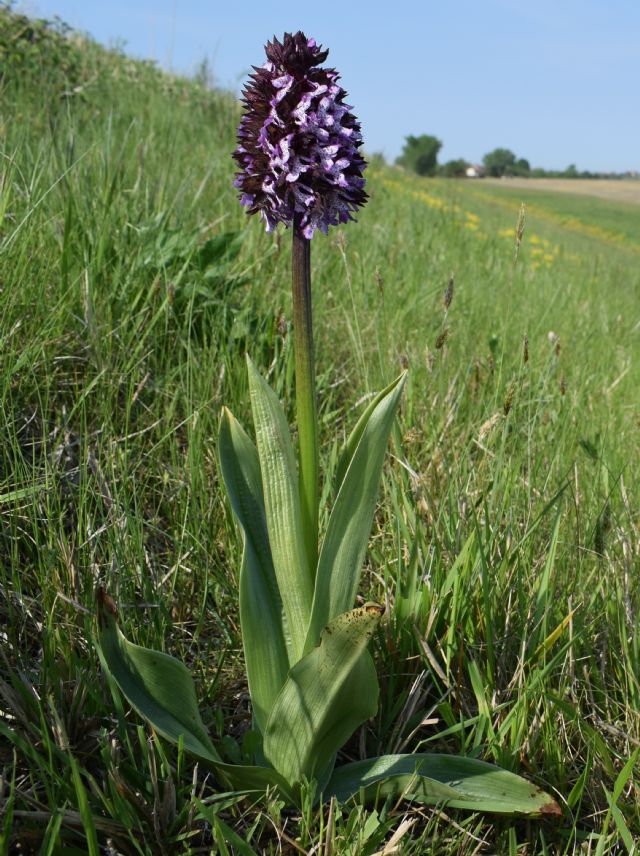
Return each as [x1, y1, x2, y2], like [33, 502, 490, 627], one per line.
[391, 135, 636, 180]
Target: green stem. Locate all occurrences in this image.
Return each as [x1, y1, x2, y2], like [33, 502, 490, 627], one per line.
[292, 217, 318, 574]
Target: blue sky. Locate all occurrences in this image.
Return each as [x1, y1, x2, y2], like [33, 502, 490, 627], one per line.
[26, 0, 640, 172]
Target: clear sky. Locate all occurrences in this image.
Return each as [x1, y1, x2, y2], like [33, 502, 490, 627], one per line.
[25, 0, 640, 172]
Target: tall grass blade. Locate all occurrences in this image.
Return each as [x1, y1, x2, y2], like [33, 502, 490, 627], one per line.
[69, 755, 100, 856]
[0, 752, 16, 856]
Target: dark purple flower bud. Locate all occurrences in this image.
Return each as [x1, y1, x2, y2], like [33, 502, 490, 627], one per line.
[232, 32, 368, 239]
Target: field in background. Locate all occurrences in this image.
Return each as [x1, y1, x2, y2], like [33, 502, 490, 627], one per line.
[483, 177, 640, 206]
[1, 10, 639, 854]
[437, 177, 640, 257]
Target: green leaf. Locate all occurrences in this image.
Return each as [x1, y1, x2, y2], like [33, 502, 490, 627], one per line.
[209, 814, 260, 856]
[1, 751, 16, 854]
[96, 590, 295, 800]
[247, 357, 312, 662]
[327, 754, 561, 817]
[211, 763, 292, 799]
[305, 374, 405, 651]
[263, 605, 383, 788]
[69, 755, 100, 856]
[549, 694, 616, 777]
[195, 230, 243, 270]
[218, 407, 290, 733]
[96, 590, 221, 764]
[334, 376, 404, 494]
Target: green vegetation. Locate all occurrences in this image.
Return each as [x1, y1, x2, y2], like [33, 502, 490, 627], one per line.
[1, 8, 639, 853]
[441, 158, 469, 178]
[400, 137, 635, 181]
[479, 151, 626, 180]
[482, 147, 518, 177]
[459, 180, 640, 252]
[396, 134, 443, 176]
[482, 148, 531, 178]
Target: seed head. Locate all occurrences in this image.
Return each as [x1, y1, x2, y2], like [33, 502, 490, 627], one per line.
[375, 267, 384, 296]
[276, 311, 288, 337]
[444, 274, 454, 311]
[233, 32, 368, 239]
[514, 203, 526, 262]
[434, 327, 449, 350]
[503, 379, 517, 415]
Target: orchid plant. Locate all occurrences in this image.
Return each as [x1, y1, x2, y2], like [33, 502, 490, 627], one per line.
[97, 32, 559, 817]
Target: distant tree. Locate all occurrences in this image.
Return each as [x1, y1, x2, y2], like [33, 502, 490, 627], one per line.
[482, 148, 517, 177]
[396, 134, 442, 176]
[514, 158, 530, 176]
[442, 158, 469, 178]
[563, 163, 578, 178]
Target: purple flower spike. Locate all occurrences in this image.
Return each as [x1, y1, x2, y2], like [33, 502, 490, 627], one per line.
[232, 32, 368, 239]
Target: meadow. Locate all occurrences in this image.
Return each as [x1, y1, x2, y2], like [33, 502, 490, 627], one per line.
[1, 10, 639, 854]
[482, 178, 640, 207]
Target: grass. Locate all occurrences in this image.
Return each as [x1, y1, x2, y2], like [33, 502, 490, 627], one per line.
[457, 179, 640, 254]
[482, 178, 640, 207]
[1, 7, 639, 853]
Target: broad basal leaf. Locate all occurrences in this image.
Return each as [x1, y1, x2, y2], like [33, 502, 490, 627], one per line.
[218, 407, 290, 733]
[212, 762, 292, 800]
[96, 590, 295, 800]
[96, 589, 220, 764]
[327, 753, 561, 816]
[247, 357, 312, 662]
[304, 374, 405, 652]
[263, 605, 382, 788]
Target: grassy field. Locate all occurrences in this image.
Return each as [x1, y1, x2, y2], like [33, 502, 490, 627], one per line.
[1, 10, 639, 854]
[456, 180, 640, 256]
[483, 178, 640, 206]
